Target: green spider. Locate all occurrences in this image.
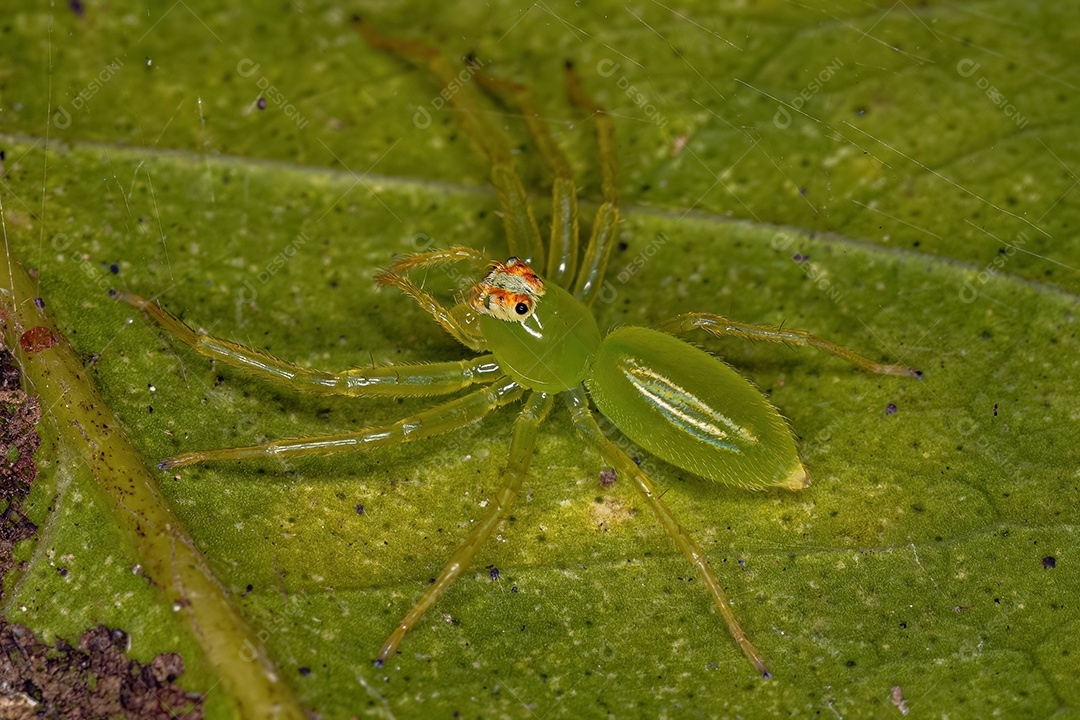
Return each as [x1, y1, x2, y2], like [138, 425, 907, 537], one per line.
[115, 20, 919, 678]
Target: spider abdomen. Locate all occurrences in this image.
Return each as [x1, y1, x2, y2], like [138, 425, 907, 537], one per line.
[585, 326, 809, 490]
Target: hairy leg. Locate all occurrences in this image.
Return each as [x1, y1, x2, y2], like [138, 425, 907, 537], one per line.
[160, 379, 523, 469]
[565, 63, 620, 307]
[384, 246, 491, 275]
[470, 67, 580, 288]
[373, 271, 486, 350]
[355, 17, 545, 267]
[658, 312, 921, 378]
[376, 389, 554, 666]
[564, 386, 771, 678]
[114, 290, 498, 393]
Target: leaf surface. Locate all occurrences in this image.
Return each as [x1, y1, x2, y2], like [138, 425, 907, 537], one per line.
[1, 2, 1077, 717]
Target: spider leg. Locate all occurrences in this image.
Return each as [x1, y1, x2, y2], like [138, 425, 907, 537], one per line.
[376, 390, 554, 666]
[383, 246, 492, 275]
[372, 271, 486, 350]
[354, 17, 545, 267]
[159, 379, 523, 469]
[563, 386, 771, 679]
[657, 312, 921, 378]
[470, 67, 580, 288]
[565, 63, 620, 307]
[114, 290, 496, 391]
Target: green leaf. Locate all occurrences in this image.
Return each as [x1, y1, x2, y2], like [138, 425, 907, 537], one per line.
[2, 2, 1078, 718]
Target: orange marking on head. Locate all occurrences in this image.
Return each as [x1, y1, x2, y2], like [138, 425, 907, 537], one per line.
[469, 258, 546, 322]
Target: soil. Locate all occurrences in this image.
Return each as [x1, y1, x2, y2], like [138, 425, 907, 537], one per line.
[0, 621, 204, 719]
[0, 348, 205, 718]
[0, 348, 41, 595]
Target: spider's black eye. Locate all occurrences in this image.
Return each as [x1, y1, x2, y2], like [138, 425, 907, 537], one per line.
[514, 302, 529, 315]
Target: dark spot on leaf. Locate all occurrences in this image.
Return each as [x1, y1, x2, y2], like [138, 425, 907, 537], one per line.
[19, 326, 57, 353]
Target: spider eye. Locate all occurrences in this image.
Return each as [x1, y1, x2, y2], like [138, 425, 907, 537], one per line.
[514, 302, 530, 315]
